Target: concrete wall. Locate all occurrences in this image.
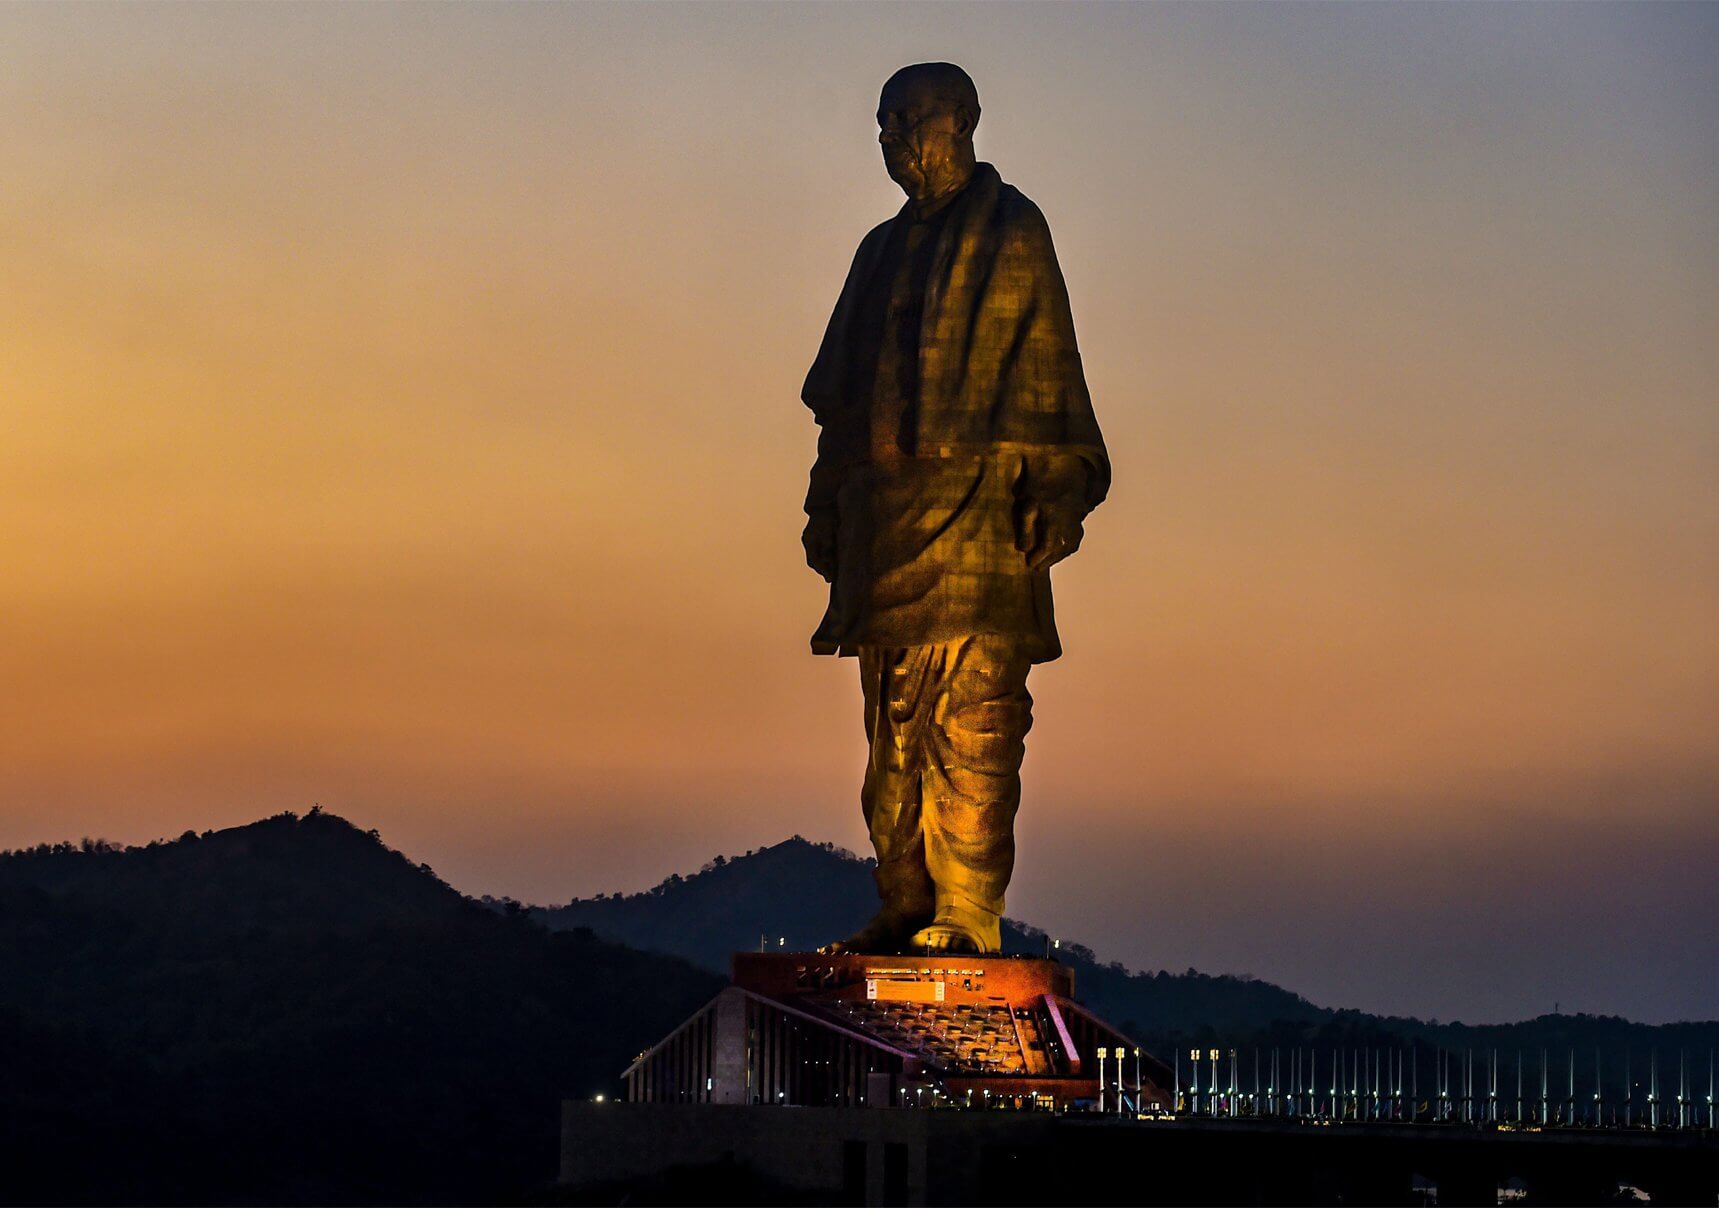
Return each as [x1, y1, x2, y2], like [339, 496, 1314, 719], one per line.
[561, 1102, 1066, 1205]
[561, 1103, 1719, 1207]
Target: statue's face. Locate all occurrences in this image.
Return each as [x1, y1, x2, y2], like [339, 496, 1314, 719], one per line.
[877, 75, 970, 199]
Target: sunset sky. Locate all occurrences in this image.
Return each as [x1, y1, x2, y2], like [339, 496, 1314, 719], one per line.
[4, 2, 1714, 1024]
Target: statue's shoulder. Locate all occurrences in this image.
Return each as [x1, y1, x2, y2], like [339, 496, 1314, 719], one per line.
[817, 211, 905, 319]
[990, 177, 1056, 252]
[994, 178, 1040, 219]
[844, 212, 901, 278]
[858, 210, 902, 252]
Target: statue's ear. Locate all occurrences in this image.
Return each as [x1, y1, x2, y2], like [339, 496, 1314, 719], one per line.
[952, 105, 978, 140]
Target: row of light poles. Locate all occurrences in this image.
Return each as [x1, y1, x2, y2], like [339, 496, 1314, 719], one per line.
[1155, 1046, 1715, 1129]
[1096, 1045, 1148, 1114]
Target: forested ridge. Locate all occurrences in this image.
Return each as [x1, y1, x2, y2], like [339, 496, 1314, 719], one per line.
[530, 837, 1719, 1071]
[0, 811, 718, 1205]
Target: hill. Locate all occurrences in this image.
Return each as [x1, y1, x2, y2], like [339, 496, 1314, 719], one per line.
[530, 836, 1329, 1039]
[0, 811, 720, 1205]
[529, 837, 1719, 1068]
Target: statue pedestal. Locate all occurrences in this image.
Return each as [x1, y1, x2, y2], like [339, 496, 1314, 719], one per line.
[623, 951, 1170, 1112]
[731, 950, 1074, 1001]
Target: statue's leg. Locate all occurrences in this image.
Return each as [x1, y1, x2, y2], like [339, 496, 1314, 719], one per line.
[821, 646, 935, 954]
[910, 634, 1033, 955]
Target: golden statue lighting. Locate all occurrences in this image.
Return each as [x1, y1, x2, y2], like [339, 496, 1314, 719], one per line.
[801, 63, 1109, 956]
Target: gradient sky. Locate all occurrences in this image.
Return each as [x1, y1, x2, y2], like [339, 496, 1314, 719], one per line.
[4, 2, 1715, 1024]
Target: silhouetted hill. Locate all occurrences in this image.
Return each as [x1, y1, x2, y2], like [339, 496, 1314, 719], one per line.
[529, 837, 1719, 1067]
[529, 836, 881, 965]
[6, 815, 1709, 1205]
[0, 811, 720, 1206]
[0, 810, 465, 929]
[530, 837, 1326, 1040]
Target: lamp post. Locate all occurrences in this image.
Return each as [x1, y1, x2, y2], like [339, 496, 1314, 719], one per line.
[1707, 1048, 1714, 1130]
[1228, 1048, 1237, 1119]
[1678, 1049, 1687, 1130]
[1593, 1047, 1602, 1128]
[1133, 1048, 1142, 1117]
[1332, 1049, 1340, 1122]
[1516, 1050, 1523, 1125]
[1547, 1051, 1560, 1134]
[1646, 1049, 1658, 1128]
[1253, 1048, 1260, 1119]
[1490, 1049, 1498, 1125]
[1439, 1049, 1450, 1123]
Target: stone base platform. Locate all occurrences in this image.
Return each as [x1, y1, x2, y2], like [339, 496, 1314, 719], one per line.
[620, 951, 1171, 1112]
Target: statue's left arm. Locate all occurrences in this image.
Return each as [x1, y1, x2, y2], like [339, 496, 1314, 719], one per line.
[1016, 451, 1100, 572]
[1003, 201, 1110, 572]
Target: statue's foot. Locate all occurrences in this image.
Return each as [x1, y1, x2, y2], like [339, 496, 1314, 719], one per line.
[908, 922, 985, 954]
[819, 907, 930, 955]
[909, 902, 1002, 955]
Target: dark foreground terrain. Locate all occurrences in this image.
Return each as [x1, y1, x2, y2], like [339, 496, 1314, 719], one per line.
[3, 812, 1712, 1205]
[0, 812, 718, 1205]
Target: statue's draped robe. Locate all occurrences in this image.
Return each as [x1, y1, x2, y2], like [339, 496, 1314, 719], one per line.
[803, 162, 1109, 663]
[801, 164, 1110, 949]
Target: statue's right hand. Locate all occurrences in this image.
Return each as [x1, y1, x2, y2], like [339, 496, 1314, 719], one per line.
[802, 510, 839, 583]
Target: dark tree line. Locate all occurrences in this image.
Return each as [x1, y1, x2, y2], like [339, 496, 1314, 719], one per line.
[0, 811, 719, 1205]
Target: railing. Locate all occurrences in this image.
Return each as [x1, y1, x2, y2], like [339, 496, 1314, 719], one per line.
[1097, 1044, 1717, 1130]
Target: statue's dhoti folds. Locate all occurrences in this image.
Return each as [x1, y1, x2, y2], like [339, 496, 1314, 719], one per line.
[858, 633, 1033, 953]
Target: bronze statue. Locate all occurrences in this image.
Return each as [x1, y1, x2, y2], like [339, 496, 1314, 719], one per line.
[802, 63, 1109, 955]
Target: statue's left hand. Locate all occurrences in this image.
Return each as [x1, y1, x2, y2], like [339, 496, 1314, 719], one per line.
[1018, 503, 1084, 572]
[802, 510, 839, 583]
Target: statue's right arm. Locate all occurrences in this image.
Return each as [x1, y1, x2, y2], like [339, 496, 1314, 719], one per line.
[802, 426, 844, 583]
[800, 218, 894, 584]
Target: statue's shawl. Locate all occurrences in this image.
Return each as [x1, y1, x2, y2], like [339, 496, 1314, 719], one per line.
[802, 162, 1110, 507]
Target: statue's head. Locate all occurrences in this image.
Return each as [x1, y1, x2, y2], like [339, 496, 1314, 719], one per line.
[877, 62, 979, 202]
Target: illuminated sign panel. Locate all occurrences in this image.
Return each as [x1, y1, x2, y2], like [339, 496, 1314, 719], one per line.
[866, 978, 947, 1003]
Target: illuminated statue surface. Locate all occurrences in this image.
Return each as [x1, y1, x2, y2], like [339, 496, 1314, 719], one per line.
[802, 63, 1109, 955]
